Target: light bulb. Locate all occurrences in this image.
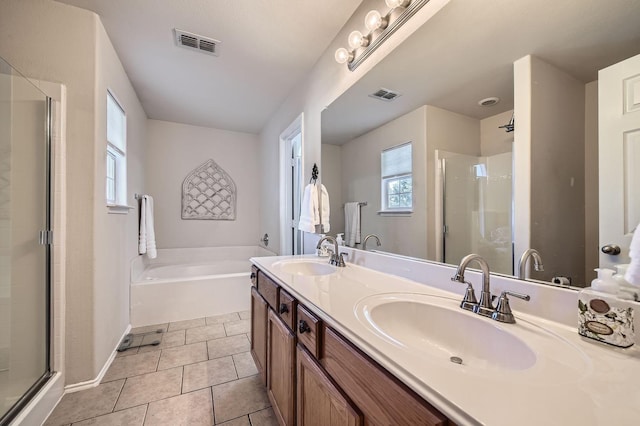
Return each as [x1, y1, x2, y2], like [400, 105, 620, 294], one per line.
[334, 48, 352, 64]
[365, 10, 387, 31]
[348, 30, 367, 49]
[385, 0, 410, 8]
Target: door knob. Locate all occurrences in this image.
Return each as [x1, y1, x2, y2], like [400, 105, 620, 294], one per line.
[601, 244, 621, 255]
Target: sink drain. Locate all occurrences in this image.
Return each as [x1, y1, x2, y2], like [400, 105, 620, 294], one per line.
[450, 356, 463, 365]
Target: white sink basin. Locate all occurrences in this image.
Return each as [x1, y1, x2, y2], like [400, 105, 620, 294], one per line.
[357, 293, 536, 371]
[272, 259, 337, 276]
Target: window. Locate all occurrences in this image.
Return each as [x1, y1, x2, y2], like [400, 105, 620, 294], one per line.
[381, 142, 412, 212]
[106, 91, 127, 206]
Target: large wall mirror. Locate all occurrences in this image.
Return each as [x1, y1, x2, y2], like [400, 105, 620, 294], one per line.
[321, 0, 640, 288]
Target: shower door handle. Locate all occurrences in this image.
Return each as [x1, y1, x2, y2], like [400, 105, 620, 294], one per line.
[39, 230, 53, 245]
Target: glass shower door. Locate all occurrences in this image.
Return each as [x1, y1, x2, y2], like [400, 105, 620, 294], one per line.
[0, 57, 51, 423]
[442, 151, 513, 275]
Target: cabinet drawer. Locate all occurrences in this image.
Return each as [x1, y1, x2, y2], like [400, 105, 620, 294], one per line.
[278, 289, 296, 331]
[297, 305, 321, 358]
[250, 265, 258, 286]
[257, 271, 279, 309]
[321, 327, 448, 426]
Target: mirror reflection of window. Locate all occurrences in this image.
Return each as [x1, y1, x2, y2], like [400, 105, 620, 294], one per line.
[381, 142, 413, 212]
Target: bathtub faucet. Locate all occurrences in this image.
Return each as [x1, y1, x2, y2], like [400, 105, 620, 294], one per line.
[316, 236, 348, 267]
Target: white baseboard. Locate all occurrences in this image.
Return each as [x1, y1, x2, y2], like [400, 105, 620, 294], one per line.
[64, 324, 131, 394]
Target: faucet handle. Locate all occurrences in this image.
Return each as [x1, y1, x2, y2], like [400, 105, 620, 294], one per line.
[491, 291, 531, 323]
[336, 252, 348, 267]
[453, 280, 478, 311]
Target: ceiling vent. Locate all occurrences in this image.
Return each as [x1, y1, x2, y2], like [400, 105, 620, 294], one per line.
[369, 88, 401, 102]
[174, 29, 221, 56]
[478, 96, 500, 107]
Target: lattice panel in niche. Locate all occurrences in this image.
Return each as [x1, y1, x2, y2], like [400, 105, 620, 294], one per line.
[182, 159, 237, 220]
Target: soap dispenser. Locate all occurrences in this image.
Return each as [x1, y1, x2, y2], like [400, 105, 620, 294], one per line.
[578, 268, 635, 348]
[336, 233, 344, 246]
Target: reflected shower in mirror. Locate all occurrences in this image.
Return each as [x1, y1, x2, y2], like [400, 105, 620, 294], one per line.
[320, 0, 640, 288]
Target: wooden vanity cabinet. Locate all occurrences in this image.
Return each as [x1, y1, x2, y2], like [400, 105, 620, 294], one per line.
[297, 345, 363, 426]
[250, 266, 452, 426]
[250, 287, 268, 385]
[267, 309, 296, 425]
[321, 327, 448, 426]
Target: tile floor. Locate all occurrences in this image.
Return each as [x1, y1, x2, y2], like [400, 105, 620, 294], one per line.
[44, 311, 278, 426]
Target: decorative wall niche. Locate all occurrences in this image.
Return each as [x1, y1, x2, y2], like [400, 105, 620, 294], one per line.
[182, 159, 237, 220]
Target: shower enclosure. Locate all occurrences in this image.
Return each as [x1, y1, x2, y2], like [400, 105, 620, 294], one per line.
[439, 150, 513, 275]
[0, 57, 52, 424]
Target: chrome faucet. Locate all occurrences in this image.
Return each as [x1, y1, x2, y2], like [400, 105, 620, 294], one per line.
[316, 236, 348, 267]
[362, 234, 381, 251]
[452, 253, 531, 323]
[451, 254, 494, 317]
[517, 248, 544, 279]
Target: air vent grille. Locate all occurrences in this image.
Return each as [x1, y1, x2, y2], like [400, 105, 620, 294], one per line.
[369, 88, 401, 102]
[175, 29, 220, 56]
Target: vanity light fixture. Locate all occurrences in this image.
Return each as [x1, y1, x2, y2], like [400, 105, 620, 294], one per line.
[386, 0, 411, 7]
[348, 30, 369, 49]
[335, 0, 430, 71]
[365, 10, 388, 31]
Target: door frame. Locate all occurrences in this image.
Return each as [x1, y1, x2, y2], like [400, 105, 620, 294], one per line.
[279, 114, 304, 255]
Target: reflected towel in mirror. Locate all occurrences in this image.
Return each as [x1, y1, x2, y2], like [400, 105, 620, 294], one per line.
[345, 202, 361, 247]
[625, 224, 640, 286]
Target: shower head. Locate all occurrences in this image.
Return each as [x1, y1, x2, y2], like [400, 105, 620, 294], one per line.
[499, 113, 515, 133]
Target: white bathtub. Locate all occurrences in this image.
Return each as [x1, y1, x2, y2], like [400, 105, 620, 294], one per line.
[131, 246, 274, 327]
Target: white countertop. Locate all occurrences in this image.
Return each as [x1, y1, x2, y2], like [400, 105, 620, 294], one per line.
[251, 254, 640, 426]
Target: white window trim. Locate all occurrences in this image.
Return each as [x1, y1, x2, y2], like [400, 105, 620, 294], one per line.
[106, 90, 133, 213]
[379, 142, 413, 215]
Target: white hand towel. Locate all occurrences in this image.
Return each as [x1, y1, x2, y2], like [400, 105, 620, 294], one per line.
[320, 184, 330, 233]
[344, 202, 361, 247]
[139, 195, 157, 259]
[298, 184, 318, 233]
[625, 224, 640, 286]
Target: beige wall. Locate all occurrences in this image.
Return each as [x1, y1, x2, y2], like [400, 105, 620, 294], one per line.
[514, 55, 586, 285]
[481, 110, 513, 156]
[0, 0, 98, 384]
[93, 22, 148, 376]
[339, 106, 427, 258]
[259, 0, 450, 254]
[0, 0, 147, 384]
[146, 120, 260, 248]
[426, 105, 480, 258]
[331, 104, 493, 261]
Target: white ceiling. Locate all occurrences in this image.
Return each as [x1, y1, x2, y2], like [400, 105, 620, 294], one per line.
[322, 0, 640, 144]
[55, 0, 362, 133]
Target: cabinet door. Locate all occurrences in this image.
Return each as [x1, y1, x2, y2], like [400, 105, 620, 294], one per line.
[267, 309, 296, 425]
[251, 287, 268, 385]
[297, 345, 362, 426]
[322, 327, 448, 426]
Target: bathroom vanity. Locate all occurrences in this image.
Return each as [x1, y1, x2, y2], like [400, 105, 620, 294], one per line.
[250, 251, 640, 425]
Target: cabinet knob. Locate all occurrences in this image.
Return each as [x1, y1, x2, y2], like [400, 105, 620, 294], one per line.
[298, 320, 311, 334]
[250, 272, 256, 279]
[279, 303, 289, 314]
